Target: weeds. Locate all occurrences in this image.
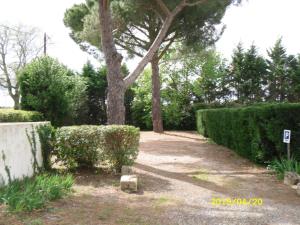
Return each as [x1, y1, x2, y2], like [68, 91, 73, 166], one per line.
[0, 173, 73, 212]
[268, 158, 300, 180]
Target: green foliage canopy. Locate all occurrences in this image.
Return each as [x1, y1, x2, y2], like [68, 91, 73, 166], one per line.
[229, 44, 268, 103]
[82, 61, 107, 124]
[64, 0, 238, 58]
[19, 56, 87, 126]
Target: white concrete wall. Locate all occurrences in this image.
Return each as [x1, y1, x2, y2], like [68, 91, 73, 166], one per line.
[0, 122, 49, 186]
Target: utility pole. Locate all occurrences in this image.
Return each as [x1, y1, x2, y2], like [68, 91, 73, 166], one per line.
[44, 32, 47, 55]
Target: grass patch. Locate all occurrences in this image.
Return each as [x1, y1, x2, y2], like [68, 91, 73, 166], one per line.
[207, 138, 216, 145]
[98, 206, 114, 221]
[0, 173, 73, 212]
[115, 206, 145, 225]
[155, 197, 169, 205]
[268, 158, 300, 180]
[116, 215, 145, 225]
[153, 196, 174, 209]
[190, 169, 209, 181]
[24, 219, 44, 225]
[94, 205, 156, 225]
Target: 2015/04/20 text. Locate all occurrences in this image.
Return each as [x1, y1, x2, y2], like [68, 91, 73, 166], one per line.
[211, 198, 263, 206]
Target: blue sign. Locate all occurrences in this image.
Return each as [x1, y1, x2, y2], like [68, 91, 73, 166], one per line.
[283, 130, 291, 143]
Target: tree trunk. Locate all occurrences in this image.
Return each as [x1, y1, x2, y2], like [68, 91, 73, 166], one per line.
[106, 77, 126, 124]
[12, 94, 20, 110]
[151, 55, 163, 133]
[12, 86, 20, 110]
[99, 0, 125, 124]
[99, 0, 193, 124]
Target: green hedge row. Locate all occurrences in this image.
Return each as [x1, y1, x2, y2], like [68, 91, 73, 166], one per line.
[196, 103, 300, 163]
[49, 125, 140, 172]
[0, 109, 44, 122]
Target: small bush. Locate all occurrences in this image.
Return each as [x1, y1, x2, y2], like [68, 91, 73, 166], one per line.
[37, 124, 56, 171]
[268, 158, 300, 180]
[100, 125, 140, 172]
[53, 125, 140, 171]
[0, 109, 43, 122]
[54, 126, 101, 169]
[0, 173, 73, 212]
[197, 103, 300, 163]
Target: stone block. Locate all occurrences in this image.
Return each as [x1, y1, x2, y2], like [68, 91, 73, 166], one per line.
[120, 175, 138, 192]
[121, 166, 133, 175]
[284, 172, 299, 186]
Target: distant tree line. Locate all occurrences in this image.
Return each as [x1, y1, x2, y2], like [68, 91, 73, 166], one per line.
[198, 38, 300, 104]
[131, 39, 300, 130]
[18, 39, 300, 130]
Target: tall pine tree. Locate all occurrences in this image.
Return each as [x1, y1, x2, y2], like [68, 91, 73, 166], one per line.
[266, 38, 289, 102]
[229, 43, 267, 103]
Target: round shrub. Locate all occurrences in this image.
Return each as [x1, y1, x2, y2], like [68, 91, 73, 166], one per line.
[54, 125, 101, 169]
[99, 125, 140, 172]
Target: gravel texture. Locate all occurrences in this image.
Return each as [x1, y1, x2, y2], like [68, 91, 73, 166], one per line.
[135, 131, 300, 225]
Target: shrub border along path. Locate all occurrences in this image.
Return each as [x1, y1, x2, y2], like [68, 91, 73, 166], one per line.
[197, 103, 300, 163]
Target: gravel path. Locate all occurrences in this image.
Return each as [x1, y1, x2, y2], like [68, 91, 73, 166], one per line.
[135, 131, 300, 225]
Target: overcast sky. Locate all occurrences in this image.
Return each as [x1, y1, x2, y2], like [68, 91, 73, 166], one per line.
[1, 0, 300, 107]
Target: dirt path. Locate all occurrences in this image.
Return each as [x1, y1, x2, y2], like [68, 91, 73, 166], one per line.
[135, 131, 300, 225]
[1, 131, 300, 225]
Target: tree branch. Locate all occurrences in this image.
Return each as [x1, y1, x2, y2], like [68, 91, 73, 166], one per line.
[0, 24, 41, 106]
[184, 0, 208, 6]
[155, 0, 171, 16]
[0, 52, 13, 96]
[0, 77, 8, 88]
[117, 37, 146, 50]
[115, 40, 144, 57]
[158, 35, 176, 60]
[122, 0, 209, 88]
[123, 0, 189, 88]
[131, 24, 149, 38]
[123, 29, 148, 46]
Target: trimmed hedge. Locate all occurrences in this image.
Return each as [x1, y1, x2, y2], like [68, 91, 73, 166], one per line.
[99, 125, 140, 172]
[54, 126, 101, 169]
[197, 103, 300, 163]
[0, 109, 44, 122]
[54, 125, 140, 171]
